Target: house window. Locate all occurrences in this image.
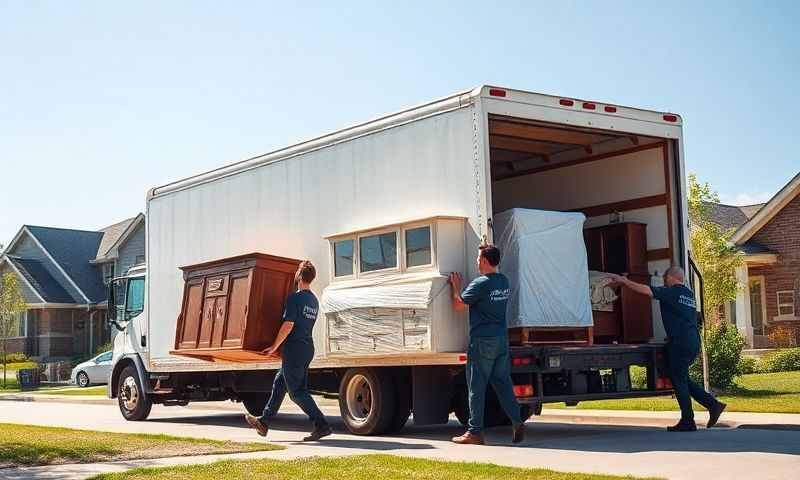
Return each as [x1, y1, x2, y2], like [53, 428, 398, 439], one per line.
[102, 263, 115, 284]
[359, 231, 398, 273]
[777, 291, 795, 317]
[10, 311, 27, 337]
[333, 239, 355, 278]
[749, 278, 765, 335]
[405, 226, 432, 268]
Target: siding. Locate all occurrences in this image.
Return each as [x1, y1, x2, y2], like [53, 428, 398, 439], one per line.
[117, 223, 145, 276]
[10, 231, 85, 302]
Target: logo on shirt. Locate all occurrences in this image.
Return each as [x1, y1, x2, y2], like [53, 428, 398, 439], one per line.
[303, 305, 318, 320]
[489, 288, 510, 302]
[678, 295, 696, 309]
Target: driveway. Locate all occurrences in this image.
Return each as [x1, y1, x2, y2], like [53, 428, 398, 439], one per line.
[0, 400, 798, 480]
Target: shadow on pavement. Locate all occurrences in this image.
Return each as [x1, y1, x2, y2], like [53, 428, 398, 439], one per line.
[286, 438, 435, 450]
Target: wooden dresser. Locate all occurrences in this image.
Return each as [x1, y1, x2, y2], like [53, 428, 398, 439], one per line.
[584, 223, 653, 343]
[171, 253, 301, 362]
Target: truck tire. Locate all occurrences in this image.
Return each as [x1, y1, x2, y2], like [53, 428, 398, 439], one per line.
[338, 368, 395, 435]
[118, 366, 152, 421]
[385, 370, 411, 433]
[240, 392, 269, 416]
[451, 384, 469, 427]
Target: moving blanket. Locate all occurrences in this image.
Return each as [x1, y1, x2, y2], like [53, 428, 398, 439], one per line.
[494, 208, 593, 328]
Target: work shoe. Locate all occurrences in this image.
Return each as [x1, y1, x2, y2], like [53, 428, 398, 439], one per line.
[707, 402, 727, 428]
[512, 423, 526, 444]
[243, 413, 268, 437]
[303, 424, 333, 441]
[451, 432, 484, 445]
[667, 421, 697, 432]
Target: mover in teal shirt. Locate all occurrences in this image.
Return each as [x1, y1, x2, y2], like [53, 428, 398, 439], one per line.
[449, 244, 524, 446]
[610, 266, 726, 431]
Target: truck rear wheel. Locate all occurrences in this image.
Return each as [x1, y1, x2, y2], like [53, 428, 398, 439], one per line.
[385, 370, 411, 433]
[338, 368, 395, 435]
[118, 366, 152, 421]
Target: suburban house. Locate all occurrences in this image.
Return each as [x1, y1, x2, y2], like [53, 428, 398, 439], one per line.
[708, 172, 800, 348]
[0, 213, 145, 361]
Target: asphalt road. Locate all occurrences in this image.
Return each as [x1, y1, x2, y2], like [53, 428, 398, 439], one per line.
[1, 400, 798, 480]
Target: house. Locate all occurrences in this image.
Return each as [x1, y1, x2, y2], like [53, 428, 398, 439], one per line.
[0, 214, 145, 360]
[708, 172, 800, 348]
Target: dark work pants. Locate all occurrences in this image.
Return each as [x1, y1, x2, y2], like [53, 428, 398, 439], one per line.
[667, 340, 718, 423]
[466, 336, 523, 435]
[260, 342, 328, 429]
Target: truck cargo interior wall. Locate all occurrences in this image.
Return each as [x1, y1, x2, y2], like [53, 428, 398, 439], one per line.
[487, 115, 677, 344]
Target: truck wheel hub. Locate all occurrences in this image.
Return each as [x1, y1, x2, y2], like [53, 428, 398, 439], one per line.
[346, 374, 373, 423]
[121, 377, 139, 411]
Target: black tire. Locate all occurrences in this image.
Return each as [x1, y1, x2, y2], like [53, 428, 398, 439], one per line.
[240, 392, 270, 416]
[338, 368, 396, 435]
[77, 371, 90, 388]
[451, 383, 469, 427]
[385, 370, 411, 434]
[117, 365, 152, 421]
[483, 387, 511, 427]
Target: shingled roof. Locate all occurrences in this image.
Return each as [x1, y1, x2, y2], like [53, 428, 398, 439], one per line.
[7, 256, 76, 303]
[704, 201, 765, 231]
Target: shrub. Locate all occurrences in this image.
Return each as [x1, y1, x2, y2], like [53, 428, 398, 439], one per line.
[689, 322, 745, 389]
[757, 348, 800, 373]
[738, 356, 758, 375]
[95, 341, 113, 355]
[2, 353, 30, 364]
[629, 365, 647, 389]
[767, 326, 798, 348]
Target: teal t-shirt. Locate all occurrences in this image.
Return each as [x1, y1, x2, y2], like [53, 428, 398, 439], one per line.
[283, 289, 319, 347]
[460, 272, 511, 338]
[651, 284, 699, 347]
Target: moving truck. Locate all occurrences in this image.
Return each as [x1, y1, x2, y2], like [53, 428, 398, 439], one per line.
[108, 85, 703, 435]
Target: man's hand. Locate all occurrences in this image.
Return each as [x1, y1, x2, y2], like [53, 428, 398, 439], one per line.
[606, 273, 627, 286]
[449, 272, 463, 292]
[261, 344, 278, 356]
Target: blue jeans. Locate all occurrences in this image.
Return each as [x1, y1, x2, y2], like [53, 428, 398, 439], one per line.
[260, 342, 328, 429]
[466, 336, 522, 435]
[667, 338, 718, 423]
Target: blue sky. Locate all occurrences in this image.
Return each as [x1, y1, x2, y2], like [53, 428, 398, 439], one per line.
[1, 1, 798, 245]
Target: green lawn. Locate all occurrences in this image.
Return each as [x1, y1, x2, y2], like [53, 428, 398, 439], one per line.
[88, 454, 659, 480]
[548, 371, 800, 413]
[0, 423, 281, 468]
[35, 385, 108, 396]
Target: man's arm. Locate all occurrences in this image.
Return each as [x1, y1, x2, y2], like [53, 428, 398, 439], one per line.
[262, 321, 294, 355]
[448, 272, 468, 312]
[607, 273, 654, 298]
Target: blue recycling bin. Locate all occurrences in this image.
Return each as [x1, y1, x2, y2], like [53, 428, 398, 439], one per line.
[16, 368, 40, 391]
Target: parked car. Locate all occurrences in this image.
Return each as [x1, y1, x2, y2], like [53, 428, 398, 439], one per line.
[71, 351, 113, 387]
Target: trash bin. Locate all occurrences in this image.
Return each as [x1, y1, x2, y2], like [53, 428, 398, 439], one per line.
[16, 368, 40, 391]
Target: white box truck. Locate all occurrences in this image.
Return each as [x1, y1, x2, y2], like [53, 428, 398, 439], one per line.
[107, 85, 703, 435]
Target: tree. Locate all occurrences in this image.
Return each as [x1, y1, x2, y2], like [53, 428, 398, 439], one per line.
[0, 273, 27, 388]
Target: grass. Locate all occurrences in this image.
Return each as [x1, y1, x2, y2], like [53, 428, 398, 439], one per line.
[35, 385, 108, 396]
[548, 371, 800, 413]
[0, 423, 281, 468]
[88, 454, 660, 480]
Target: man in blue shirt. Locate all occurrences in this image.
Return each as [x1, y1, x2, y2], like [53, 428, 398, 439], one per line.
[449, 244, 524, 445]
[244, 260, 332, 441]
[610, 266, 726, 431]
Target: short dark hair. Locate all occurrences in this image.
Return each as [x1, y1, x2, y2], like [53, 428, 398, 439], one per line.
[296, 260, 316, 284]
[479, 244, 501, 267]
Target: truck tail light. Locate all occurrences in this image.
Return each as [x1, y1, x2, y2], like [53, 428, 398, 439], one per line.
[513, 384, 535, 397]
[512, 357, 532, 366]
[458, 354, 467, 363]
[656, 377, 673, 390]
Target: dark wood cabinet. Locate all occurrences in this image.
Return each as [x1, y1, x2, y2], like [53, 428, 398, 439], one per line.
[171, 253, 301, 361]
[584, 223, 653, 343]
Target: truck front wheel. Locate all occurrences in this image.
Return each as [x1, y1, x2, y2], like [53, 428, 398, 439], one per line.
[118, 366, 152, 421]
[338, 368, 395, 435]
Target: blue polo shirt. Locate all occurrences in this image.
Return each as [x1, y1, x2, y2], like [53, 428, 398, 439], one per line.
[460, 272, 511, 338]
[651, 284, 700, 347]
[282, 289, 318, 347]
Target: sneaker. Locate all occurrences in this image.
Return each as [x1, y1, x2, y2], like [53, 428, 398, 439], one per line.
[707, 402, 727, 428]
[244, 413, 268, 437]
[303, 424, 332, 441]
[512, 423, 526, 444]
[451, 432, 485, 445]
[667, 421, 697, 432]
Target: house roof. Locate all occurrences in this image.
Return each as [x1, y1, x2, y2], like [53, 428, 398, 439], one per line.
[7, 256, 76, 303]
[731, 171, 800, 245]
[704, 201, 765, 231]
[25, 225, 106, 303]
[94, 213, 144, 262]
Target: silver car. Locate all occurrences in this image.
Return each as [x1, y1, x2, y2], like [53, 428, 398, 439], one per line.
[70, 351, 113, 387]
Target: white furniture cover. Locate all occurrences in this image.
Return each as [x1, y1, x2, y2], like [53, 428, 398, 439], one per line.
[493, 208, 593, 328]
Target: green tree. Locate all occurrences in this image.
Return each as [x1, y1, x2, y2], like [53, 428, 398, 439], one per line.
[0, 273, 27, 387]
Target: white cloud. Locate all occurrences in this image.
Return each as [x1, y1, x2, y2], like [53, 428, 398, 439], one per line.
[719, 191, 773, 206]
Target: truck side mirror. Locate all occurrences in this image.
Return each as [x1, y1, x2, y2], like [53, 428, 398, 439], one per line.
[107, 279, 125, 331]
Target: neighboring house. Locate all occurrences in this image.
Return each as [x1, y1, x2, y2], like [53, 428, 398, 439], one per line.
[707, 172, 800, 348]
[0, 214, 145, 360]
